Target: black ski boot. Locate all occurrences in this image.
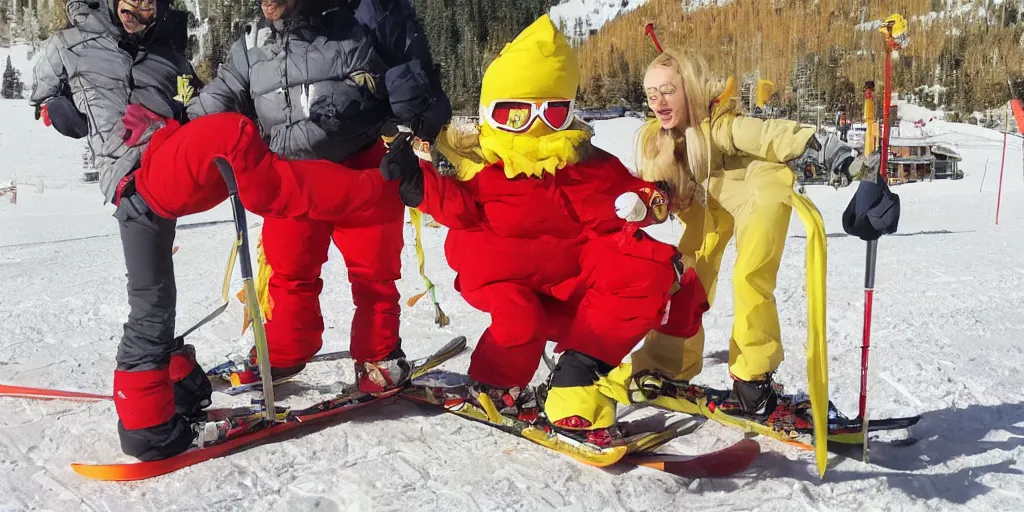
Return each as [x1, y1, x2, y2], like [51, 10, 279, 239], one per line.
[717, 373, 779, 418]
[169, 341, 212, 418]
[118, 415, 196, 461]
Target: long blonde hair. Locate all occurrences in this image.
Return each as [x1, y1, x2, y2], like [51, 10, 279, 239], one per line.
[635, 49, 728, 212]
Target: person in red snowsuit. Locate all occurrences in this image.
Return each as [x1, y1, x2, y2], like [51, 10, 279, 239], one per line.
[185, 0, 451, 389]
[379, 15, 686, 436]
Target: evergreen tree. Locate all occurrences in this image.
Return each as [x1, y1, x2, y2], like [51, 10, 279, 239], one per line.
[2, 55, 24, 99]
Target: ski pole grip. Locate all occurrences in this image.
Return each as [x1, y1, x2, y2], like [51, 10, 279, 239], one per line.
[644, 23, 663, 53]
[213, 157, 239, 196]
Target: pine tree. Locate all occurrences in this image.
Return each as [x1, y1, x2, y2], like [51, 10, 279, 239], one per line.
[2, 55, 24, 99]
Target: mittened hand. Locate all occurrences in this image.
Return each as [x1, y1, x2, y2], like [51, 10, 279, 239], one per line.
[615, 186, 670, 227]
[379, 133, 425, 207]
[38, 103, 51, 126]
[379, 132, 418, 181]
[39, 96, 89, 139]
[122, 104, 167, 147]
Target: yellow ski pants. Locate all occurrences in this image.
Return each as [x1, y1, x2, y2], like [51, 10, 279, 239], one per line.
[631, 161, 795, 382]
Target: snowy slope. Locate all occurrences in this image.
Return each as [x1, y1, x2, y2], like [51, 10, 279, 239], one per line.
[549, 0, 649, 38]
[3, 98, 1024, 510]
[549, 0, 732, 39]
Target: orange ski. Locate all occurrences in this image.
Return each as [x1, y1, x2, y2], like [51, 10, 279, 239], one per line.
[0, 384, 111, 402]
[70, 390, 396, 481]
[70, 335, 468, 481]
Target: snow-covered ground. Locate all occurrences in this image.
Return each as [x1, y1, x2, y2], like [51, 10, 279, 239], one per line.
[3, 92, 1024, 510]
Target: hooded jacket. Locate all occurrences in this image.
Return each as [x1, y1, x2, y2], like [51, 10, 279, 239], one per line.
[185, 5, 394, 163]
[30, 0, 196, 203]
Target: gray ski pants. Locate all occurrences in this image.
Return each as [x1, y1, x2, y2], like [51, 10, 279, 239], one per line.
[113, 191, 179, 371]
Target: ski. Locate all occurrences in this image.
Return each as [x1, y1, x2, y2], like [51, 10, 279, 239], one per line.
[0, 384, 111, 402]
[69, 336, 468, 481]
[205, 349, 351, 385]
[633, 381, 920, 455]
[402, 371, 760, 478]
[626, 438, 762, 478]
[209, 350, 353, 396]
[6, 346, 408, 402]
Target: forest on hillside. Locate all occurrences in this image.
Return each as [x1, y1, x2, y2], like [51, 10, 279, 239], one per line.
[3, 0, 1023, 120]
[575, 0, 1024, 121]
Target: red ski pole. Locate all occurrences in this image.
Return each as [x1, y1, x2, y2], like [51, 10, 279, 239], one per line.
[644, 23, 663, 53]
[858, 15, 904, 463]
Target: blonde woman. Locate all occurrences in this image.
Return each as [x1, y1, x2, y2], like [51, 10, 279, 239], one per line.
[620, 49, 863, 417]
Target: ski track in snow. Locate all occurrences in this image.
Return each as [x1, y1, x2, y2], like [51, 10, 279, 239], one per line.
[3, 101, 1024, 510]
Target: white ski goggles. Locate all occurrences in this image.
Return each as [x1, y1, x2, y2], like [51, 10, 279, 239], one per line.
[480, 99, 576, 133]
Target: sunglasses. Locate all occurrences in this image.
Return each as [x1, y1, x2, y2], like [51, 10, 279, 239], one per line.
[645, 84, 678, 103]
[480, 99, 575, 133]
[120, 0, 155, 12]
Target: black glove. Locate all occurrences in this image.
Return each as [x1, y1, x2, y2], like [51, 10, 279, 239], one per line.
[42, 96, 90, 139]
[384, 62, 452, 143]
[379, 132, 424, 207]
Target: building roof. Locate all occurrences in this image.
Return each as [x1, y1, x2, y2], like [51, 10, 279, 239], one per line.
[931, 144, 963, 160]
[889, 157, 933, 165]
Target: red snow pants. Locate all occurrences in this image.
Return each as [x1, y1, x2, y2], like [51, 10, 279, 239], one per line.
[133, 113, 386, 222]
[463, 235, 677, 388]
[113, 112, 391, 434]
[261, 144, 406, 368]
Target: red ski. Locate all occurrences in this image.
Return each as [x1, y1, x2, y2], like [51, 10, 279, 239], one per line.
[625, 438, 761, 478]
[69, 336, 468, 482]
[70, 389, 400, 481]
[0, 384, 111, 402]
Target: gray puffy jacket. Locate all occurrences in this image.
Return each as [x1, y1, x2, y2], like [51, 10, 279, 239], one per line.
[186, 9, 391, 163]
[30, 0, 195, 203]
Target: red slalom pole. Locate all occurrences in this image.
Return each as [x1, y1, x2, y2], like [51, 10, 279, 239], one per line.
[644, 23, 663, 53]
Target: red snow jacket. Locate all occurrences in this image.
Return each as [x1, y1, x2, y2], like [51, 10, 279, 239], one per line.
[416, 148, 679, 295]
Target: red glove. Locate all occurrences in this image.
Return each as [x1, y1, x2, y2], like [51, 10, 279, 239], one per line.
[614, 223, 679, 263]
[122, 104, 167, 147]
[40, 104, 52, 126]
[659, 266, 710, 339]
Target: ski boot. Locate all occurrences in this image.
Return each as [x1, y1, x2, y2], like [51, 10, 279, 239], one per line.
[114, 365, 198, 461]
[467, 381, 540, 424]
[246, 346, 307, 382]
[599, 363, 712, 415]
[541, 350, 618, 447]
[169, 341, 212, 418]
[355, 347, 413, 394]
[712, 373, 781, 419]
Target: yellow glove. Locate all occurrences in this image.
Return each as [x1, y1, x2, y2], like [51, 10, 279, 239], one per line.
[173, 75, 195, 105]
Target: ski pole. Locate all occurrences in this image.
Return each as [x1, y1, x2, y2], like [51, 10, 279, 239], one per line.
[644, 23, 663, 53]
[213, 157, 278, 424]
[859, 15, 903, 463]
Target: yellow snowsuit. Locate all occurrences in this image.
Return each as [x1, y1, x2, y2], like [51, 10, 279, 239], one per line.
[630, 108, 816, 382]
